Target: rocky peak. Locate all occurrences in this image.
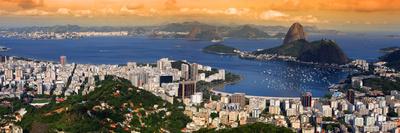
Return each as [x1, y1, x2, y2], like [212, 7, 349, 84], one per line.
[283, 22, 306, 44]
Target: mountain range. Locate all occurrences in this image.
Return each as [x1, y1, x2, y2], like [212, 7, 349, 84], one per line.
[1, 21, 341, 40]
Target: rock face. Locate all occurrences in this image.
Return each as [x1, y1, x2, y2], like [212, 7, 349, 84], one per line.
[283, 22, 306, 44]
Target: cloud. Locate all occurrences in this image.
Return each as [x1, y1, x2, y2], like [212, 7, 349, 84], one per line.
[179, 7, 251, 16]
[56, 8, 71, 15]
[290, 15, 327, 24]
[259, 10, 327, 24]
[3, 0, 44, 9]
[73, 10, 92, 18]
[126, 4, 144, 10]
[225, 8, 250, 16]
[259, 10, 288, 20]
[120, 6, 152, 16]
[164, 0, 177, 10]
[269, 0, 400, 12]
[14, 9, 49, 16]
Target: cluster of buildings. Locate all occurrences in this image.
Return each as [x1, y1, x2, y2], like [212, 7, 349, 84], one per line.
[238, 51, 297, 62]
[0, 56, 73, 99]
[3, 55, 400, 133]
[0, 31, 129, 40]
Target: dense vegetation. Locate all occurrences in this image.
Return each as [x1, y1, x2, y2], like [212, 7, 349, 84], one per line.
[254, 39, 350, 64]
[203, 44, 237, 55]
[17, 75, 191, 133]
[0, 98, 30, 122]
[380, 50, 400, 71]
[195, 122, 294, 133]
[363, 77, 400, 94]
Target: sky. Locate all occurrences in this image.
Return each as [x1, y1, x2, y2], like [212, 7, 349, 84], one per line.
[0, 0, 399, 32]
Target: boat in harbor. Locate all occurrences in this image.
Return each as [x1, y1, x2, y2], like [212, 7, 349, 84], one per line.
[0, 46, 10, 52]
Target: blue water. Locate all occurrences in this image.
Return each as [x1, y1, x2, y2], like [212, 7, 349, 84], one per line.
[0, 34, 399, 97]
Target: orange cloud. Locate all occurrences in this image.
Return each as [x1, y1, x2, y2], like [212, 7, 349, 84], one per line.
[268, 0, 400, 12]
[164, 0, 177, 10]
[2, 0, 44, 9]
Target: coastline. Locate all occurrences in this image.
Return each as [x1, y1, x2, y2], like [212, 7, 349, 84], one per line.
[202, 50, 237, 55]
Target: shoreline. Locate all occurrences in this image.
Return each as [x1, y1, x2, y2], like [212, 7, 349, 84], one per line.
[2, 53, 347, 99]
[202, 50, 238, 56]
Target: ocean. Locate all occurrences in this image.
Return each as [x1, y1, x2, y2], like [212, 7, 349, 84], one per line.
[1, 33, 399, 97]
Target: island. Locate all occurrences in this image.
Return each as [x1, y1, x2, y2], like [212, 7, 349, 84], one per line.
[203, 44, 238, 55]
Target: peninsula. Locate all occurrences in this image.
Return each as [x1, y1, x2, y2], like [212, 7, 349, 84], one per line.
[252, 23, 350, 65]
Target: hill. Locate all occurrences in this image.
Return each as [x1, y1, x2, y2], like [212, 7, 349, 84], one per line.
[380, 50, 400, 70]
[203, 44, 237, 55]
[160, 21, 215, 32]
[18, 76, 190, 133]
[227, 25, 271, 39]
[255, 39, 349, 64]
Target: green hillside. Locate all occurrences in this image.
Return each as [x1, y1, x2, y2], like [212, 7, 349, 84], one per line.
[18, 76, 190, 133]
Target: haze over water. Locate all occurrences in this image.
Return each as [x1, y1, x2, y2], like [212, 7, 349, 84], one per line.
[1, 34, 399, 97]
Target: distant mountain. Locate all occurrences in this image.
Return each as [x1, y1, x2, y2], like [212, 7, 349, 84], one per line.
[227, 25, 271, 39]
[254, 23, 349, 65]
[1, 21, 341, 39]
[158, 22, 290, 40]
[380, 50, 400, 70]
[160, 21, 215, 32]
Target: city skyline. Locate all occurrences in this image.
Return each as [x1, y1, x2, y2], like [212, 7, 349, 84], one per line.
[0, 0, 399, 32]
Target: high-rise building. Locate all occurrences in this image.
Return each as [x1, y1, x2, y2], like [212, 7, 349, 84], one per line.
[347, 89, 355, 104]
[230, 93, 246, 107]
[190, 63, 199, 81]
[60, 56, 67, 65]
[15, 67, 23, 81]
[159, 75, 173, 87]
[219, 69, 226, 80]
[4, 68, 13, 81]
[177, 81, 196, 98]
[181, 64, 190, 80]
[301, 92, 312, 107]
[127, 62, 137, 69]
[157, 58, 172, 71]
[37, 82, 43, 95]
[190, 92, 203, 105]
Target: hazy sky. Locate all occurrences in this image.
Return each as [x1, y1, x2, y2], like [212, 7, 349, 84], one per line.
[0, 0, 399, 32]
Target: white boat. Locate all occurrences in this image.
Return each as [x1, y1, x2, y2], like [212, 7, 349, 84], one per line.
[0, 46, 10, 52]
[211, 38, 223, 43]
